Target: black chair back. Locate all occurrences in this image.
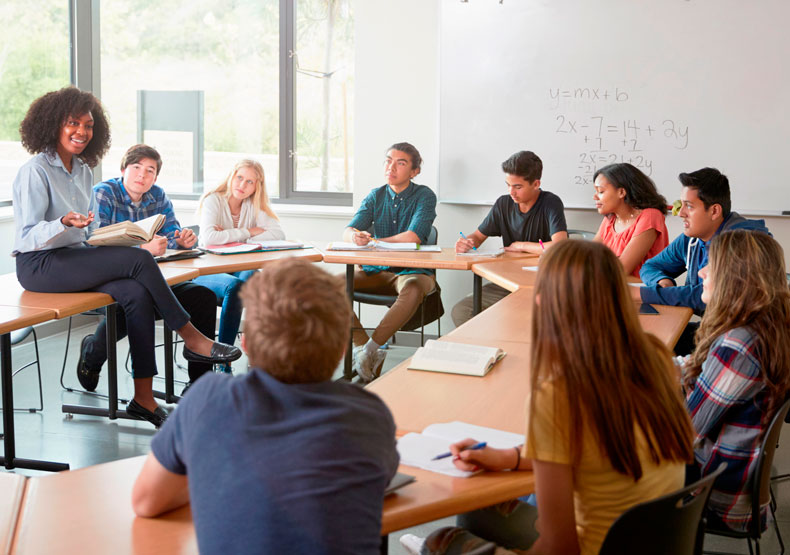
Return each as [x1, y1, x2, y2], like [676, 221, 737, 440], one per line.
[752, 397, 790, 530]
[599, 463, 726, 555]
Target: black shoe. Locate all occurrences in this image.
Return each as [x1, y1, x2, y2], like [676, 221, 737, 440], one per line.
[76, 336, 101, 392]
[126, 399, 168, 428]
[182, 342, 242, 365]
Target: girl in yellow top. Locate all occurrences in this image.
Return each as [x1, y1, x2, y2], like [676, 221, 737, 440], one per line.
[418, 240, 693, 555]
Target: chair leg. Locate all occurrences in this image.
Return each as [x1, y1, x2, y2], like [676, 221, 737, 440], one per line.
[31, 328, 43, 412]
[772, 500, 785, 555]
[420, 302, 426, 347]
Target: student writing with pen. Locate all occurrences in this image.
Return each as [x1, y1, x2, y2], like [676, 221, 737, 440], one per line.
[452, 150, 568, 326]
[340, 142, 437, 383]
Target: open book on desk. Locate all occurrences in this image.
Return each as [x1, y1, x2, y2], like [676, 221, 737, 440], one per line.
[397, 422, 525, 478]
[87, 214, 164, 247]
[201, 240, 306, 255]
[326, 241, 442, 252]
[408, 340, 506, 377]
[457, 247, 504, 258]
[155, 249, 204, 262]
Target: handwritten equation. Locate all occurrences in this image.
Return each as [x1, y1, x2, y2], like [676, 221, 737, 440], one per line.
[549, 87, 630, 109]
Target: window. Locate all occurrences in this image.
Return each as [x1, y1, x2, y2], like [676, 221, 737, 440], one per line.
[0, 1, 70, 201]
[94, 0, 352, 205]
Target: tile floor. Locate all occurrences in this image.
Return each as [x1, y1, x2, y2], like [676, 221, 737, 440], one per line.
[2, 325, 790, 554]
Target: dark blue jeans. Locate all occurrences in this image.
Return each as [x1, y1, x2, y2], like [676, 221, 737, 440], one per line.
[193, 270, 255, 345]
[16, 246, 190, 379]
[82, 282, 216, 381]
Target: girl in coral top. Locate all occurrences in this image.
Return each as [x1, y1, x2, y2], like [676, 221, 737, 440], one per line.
[593, 163, 669, 276]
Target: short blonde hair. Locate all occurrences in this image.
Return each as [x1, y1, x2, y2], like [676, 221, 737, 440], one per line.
[240, 259, 350, 383]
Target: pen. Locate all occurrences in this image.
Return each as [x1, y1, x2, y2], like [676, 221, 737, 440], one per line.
[539, 239, 545, 251]
[432, 441, 487, 461]
[459, 231, 477, 251]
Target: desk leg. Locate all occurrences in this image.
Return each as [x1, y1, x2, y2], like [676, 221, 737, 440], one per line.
[380, 535, 388, 554]
[1, 332, 69, 471]
[344, 263, 355, 381]
[473, 274, 483, 315]
[63, 303, 139, 423]
[159, 324, 181, 404]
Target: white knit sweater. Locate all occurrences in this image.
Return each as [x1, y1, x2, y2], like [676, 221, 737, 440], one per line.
[198, 193, 285, 246]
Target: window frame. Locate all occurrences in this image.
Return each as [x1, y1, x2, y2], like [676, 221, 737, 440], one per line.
[70, 0, 351, 206]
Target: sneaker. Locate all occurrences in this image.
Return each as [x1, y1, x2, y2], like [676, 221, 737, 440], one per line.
[215, 363, 233, 374]
[353, 345, 387, 383]
[399, 534, 425, 555]
[76, 336, 101, 392]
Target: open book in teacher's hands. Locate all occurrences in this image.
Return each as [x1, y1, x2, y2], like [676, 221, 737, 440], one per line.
[87, 214, 165, 247]
[408, 340, 506, 377]
[326, 241, 442, 252]
[397, 421, 524, 478]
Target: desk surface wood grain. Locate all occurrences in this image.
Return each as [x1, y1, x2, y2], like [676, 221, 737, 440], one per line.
[321, 247, 536, 270]
[160, 248, 323, 275]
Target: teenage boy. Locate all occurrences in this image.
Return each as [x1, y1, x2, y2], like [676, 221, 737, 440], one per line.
[132, 259, 399, 554]
[343, 142, 437, 382]
[79, 145, 217, 412]
[635, 167, 769, 353]
[452, 150, 568, 326]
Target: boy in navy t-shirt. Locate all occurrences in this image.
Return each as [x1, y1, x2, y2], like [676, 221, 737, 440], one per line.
[132, 259, 399, 554]
[453, 151, 568, 325]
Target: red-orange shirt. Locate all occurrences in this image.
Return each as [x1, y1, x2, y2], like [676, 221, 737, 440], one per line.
[597, 208, 668, 276]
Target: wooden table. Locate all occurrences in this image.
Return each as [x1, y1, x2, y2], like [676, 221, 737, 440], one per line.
[0, 472, 25, 554]
[320, 248, 537, 378]
[159, 248, 324, 275]
[0, 306, 64, 472]
[472, 258, 540, 293]
[11, 456, 197, 555]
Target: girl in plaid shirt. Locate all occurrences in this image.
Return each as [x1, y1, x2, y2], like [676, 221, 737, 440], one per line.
[684, 229, 790, 532]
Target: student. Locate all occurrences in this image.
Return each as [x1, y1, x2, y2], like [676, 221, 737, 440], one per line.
[132, 259, 399, 554]
[634, 167, 769, 354]
[77, 144, 217, 395]
[196, 159, 284, 369]
[343, 142, 437, 382]
[592, 162, 669, 276]
[683, 230, 790, 533]
[452, 150, 567, 326]
[413, 240, 693, 555]
[11, 87, 240, 428]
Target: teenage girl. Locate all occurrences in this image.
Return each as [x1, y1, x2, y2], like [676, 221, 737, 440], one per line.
[12, 87, 240, 427]
[196, 160, 284, 367]
[417, 240, 693, 555]
[592, 162, 669, 276]
[684, 229, 790, 532]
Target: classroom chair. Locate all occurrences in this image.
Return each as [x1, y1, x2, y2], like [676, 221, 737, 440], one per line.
[704, 397, 790, 555]
[567, 229, 596, 240]
[599, 463, 725, 555]
[353, 225, 443, 346]
[0, 326, 44, 413]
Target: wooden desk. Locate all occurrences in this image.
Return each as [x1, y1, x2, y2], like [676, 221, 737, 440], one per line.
[320, 248, 537, 379]
[160, 248, 323, 275]
[448, 289, 534, 344]
[0, 472, 25, 554]
[472, 258, 539, 293]
[11, 456, 197, 555]
[0, 306, 67, 472]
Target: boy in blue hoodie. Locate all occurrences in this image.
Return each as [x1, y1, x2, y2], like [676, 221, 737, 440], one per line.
[635, 167, 769, 352]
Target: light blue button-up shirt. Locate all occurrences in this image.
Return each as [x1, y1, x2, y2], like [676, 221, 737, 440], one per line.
[12, 151, 96, 255]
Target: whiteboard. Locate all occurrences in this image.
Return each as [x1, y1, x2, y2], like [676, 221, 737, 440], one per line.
[438, 0, 790, 213]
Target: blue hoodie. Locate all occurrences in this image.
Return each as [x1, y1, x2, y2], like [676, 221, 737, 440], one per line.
[639, 212, 770, 315]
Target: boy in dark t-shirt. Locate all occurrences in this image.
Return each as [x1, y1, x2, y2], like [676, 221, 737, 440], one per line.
[453, 151, 568, 326]
[132, 259, 399, 555]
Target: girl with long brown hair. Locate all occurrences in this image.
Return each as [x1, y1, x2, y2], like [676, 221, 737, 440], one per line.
[415, 240, 693, 555]
[684, 229, 790, 532]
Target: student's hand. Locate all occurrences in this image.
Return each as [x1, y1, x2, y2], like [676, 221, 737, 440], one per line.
[504, 241, 529, 253]
[455, 236, 475, 253]
[449, 438, 517, 472]
[248, 226, 265, 237]
[141, 235, 168, 256]
[61, 211, 94, 229]
[213, 225, 224, 232]
[658, 278, 674, 288]
[174, 228, 197, 248]
[352, 230, 372, 246]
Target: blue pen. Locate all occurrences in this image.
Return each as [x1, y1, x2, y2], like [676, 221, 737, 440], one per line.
[459, 231, 477, 251]
[432, 441, 487, 461]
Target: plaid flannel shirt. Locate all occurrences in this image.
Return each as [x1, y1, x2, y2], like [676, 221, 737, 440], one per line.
[347, 182, 437, 276]
[685, 326, 768, 532]
[90, 177, 183, 249]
